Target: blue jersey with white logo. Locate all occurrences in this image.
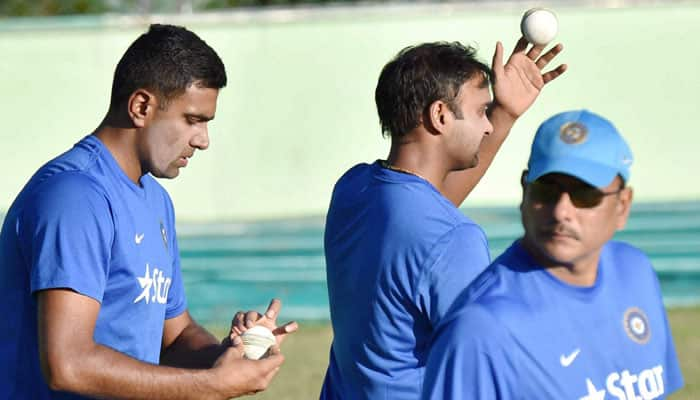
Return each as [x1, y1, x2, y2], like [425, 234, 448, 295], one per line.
[0, 135, 187, 399]
[422, 241, 684, 400]
[320, 161, 491, 400]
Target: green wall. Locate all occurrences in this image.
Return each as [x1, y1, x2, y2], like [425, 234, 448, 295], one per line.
[1, 3, 699, 220]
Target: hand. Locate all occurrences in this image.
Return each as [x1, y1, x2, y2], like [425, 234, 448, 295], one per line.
[491, 37, 567, 120]
[225, 299, 298, 347]
[209, 337, 285, 398]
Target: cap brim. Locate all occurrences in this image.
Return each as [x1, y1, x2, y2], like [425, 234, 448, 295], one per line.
[527, 156, 619, 188]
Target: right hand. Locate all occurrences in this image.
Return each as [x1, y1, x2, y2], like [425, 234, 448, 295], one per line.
[227, 298, 298, 347]
[210, 337, 285, 398]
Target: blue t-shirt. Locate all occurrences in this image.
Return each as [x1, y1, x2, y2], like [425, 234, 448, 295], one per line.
[320, 161, 491, 399]
[423, 241, 684, 400]
[0, 135, 187, 399]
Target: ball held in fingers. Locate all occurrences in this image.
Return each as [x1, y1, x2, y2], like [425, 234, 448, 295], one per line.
[520, 8, 558, 46]
[241, 326, 276, 360]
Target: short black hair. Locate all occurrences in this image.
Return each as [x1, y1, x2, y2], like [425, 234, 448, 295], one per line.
[109, 24, 227, 111]
[375, 42, 492, 139]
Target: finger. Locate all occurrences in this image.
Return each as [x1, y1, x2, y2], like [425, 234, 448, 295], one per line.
[491, 41, 504, 77]
[233, 312, 247, 332]
[526, 43, 546, 60]
[535, 43, 563, 69]
[260, 354, 285, 384]
[512, 36, 529, 54]
[260, 352, 285, 369]
[272, 321, 299, 336]
[227, 337, 245, 358]
[264, 298, 282, 322]
[267, 345, 281, 356]
[244, 311, 262, 328]
[542, 64, 568, 84]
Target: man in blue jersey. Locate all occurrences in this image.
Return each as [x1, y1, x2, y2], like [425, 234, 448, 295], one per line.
[320, 38, 568, 399]
[422, 109, 684, 399]
[0, 24, 293, 399]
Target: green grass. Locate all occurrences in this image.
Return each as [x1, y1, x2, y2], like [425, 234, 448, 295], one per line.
[211, 306, 699, 399]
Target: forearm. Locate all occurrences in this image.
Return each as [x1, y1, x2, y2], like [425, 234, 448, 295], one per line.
[443, 104, 518, 206]
[45, 342, 221, 400]
[161, 320, 225, 368]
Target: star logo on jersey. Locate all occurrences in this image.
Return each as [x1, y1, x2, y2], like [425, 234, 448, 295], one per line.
[578, 366, 665, 400]
[624, 307, 651, 344]
[579, 379, 606, 400]
[560, 348, 580, 367]
[133, 263, 154, 304]
[135, 233, 145, 245]
[133, 263, 173, 305]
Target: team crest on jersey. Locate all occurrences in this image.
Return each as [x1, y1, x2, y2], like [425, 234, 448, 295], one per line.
[559, 122, 588, 144]
[160, 220, 168, 249]
[624, 307, 651, 344]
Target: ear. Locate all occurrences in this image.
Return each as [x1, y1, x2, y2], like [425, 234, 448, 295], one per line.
[520, 170, 529, 189]
[425, 100, 451, 135]
[127, 89, 157, 128]
[615, 187, 634, 230]
[519, 170, 528, 211]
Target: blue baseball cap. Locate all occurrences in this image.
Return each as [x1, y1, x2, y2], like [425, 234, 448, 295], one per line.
[526, 109, 633, 188]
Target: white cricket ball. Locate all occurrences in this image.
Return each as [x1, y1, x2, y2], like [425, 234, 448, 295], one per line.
[520, 8, 558, 46]
[241, 326, 276, 360]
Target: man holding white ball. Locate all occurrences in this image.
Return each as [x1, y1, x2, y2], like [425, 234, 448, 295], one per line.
[318, 11, 568, 400]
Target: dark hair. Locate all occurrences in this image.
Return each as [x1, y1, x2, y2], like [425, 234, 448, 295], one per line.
[109, 24, 227, 111]
[375, 42, 492, 139]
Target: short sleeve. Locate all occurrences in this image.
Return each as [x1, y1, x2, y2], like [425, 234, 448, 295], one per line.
[19, 172, 114, 302]
[422, 305, 514, 400]
[416, 223, 491, 326]
[651, 270, 684, 394]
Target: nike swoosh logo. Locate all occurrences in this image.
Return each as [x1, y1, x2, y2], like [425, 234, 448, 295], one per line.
[135, 233, 145, 245]
[560, 348, 580, 367]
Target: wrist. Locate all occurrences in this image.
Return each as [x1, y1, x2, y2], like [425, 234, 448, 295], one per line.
[489, 102, 520, 123]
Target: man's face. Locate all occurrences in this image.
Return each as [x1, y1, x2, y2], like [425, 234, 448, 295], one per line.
[520, 173, 632, 269]
[443, 76, 493, 170]
[138, 85, 219, 179]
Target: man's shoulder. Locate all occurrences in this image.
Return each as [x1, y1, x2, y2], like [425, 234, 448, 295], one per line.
[604, 240, 649, 260]
[603, 240, 654, 273]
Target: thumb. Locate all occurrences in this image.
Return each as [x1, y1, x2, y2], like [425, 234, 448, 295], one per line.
[228, 336, 245, 358]
[258, 352, 285, 370]
[491, 41, 504, 77]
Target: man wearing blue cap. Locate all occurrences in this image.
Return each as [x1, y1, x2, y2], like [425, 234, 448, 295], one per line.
[422, 110, 684, 399]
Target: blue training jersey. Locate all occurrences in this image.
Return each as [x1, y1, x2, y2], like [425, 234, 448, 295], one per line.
[0, 135, 187, 399]
[423, 240, 684, 400]
[320, 161, 491, 399]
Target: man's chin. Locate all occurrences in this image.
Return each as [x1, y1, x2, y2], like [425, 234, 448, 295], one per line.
[151, 168, 180, 179]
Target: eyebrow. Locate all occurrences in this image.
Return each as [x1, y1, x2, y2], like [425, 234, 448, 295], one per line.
[185, 113, 215, 122]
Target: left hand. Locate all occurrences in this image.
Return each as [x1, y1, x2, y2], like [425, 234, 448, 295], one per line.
[491, 37, 568, 120]
[224, 299, 298, 347]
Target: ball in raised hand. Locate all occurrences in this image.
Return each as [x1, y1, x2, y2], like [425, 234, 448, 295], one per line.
[521, 8, 558, 46]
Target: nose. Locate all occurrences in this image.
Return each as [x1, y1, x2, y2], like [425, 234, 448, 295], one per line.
[552, 191, 575, 222]
[484, 115, 494, 136]
[191, 125, 210, 150]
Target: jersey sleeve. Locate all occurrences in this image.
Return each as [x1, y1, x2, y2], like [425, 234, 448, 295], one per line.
[651, 271, 685, 394]
[19, 172, 114, 302]
[416, 223, 491, 327]
[162, 191, 187, 319]
[662, 309, 684, 394]
[422, 305, 514, 400]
